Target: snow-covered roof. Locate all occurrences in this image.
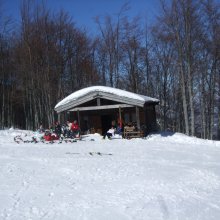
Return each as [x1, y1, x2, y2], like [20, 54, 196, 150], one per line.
[55, 86, 159, 113]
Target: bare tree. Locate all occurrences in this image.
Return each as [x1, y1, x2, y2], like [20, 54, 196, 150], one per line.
[94, 3, 128, 87]
[121, 16, 145, 93]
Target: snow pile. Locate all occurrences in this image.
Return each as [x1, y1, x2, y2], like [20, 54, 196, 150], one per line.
[147, 132, 220, 147]
[0, 131, 220, 220]
[0, 129, 44, 144]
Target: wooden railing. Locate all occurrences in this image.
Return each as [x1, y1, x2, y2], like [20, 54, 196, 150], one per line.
[123, 126, 144, 139]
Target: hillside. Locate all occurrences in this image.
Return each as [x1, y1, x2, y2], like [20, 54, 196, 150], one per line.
[0, 129, 220, 220]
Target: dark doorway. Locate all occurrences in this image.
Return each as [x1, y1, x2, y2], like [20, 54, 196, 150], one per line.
[101, 115, 112, 135]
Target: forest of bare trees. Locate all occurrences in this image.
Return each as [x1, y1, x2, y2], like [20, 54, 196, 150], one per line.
[0, 0, 219, 139]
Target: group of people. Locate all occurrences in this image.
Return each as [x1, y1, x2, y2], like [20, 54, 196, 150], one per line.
[65, 120, 80, 138]
[38, 117, 138, 141]
[103, 119, 124, 139]
[39, 120, 81, 141]
[103, 120, 140, 139]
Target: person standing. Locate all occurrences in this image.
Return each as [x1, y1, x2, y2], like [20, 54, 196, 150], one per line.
[71, 120, 80, 138]
[54, 121, 62, 136]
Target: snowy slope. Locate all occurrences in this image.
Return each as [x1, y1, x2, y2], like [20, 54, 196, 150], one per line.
[0, 129, 220, 220]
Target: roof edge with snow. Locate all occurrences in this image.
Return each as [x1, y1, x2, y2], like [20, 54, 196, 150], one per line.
[54, 86, 159, 113]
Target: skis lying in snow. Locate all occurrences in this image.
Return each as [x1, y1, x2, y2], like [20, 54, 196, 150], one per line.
[14, 135, 24, 144]
[65, 152, 113, 156]
[14, 136, 42, 144]
[65, 152, 80, 155]
[14, 135, 78, 144]
[59, 138, 77, 144]
[89, 152, 113, 156]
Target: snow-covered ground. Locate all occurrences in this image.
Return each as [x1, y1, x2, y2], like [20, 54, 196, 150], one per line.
[0, 129, 220, 220]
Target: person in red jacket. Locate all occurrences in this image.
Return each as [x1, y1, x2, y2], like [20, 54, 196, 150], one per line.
[71, 120, 80, 138]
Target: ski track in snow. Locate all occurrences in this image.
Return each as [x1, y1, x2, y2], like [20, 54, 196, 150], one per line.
[0, 130, 220, 220]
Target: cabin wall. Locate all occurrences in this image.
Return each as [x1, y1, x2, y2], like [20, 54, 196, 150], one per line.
[144, 104, 157, 134]
[60, 103, 158, 136]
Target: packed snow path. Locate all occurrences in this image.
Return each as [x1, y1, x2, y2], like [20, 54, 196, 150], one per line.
[0, 130, 220, 220]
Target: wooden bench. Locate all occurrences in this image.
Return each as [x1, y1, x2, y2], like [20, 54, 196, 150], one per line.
[123, 126, 144, 139]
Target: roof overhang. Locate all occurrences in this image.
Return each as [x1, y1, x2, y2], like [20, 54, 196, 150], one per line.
[69, 104, 134, 112]
[55, 86, 159, 113]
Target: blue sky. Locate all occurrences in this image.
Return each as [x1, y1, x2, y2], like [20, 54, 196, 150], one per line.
[3, 0, 161, 33]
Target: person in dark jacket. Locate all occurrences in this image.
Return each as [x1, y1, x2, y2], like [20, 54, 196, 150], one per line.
[54, 121, 62, 136]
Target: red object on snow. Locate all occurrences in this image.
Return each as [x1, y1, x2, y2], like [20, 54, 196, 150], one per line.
[43, 133, 59, 141]
[44, 134, 52, 141]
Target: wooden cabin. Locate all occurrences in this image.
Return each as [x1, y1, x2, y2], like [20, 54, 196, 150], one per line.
[54, 86, 159, 136]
